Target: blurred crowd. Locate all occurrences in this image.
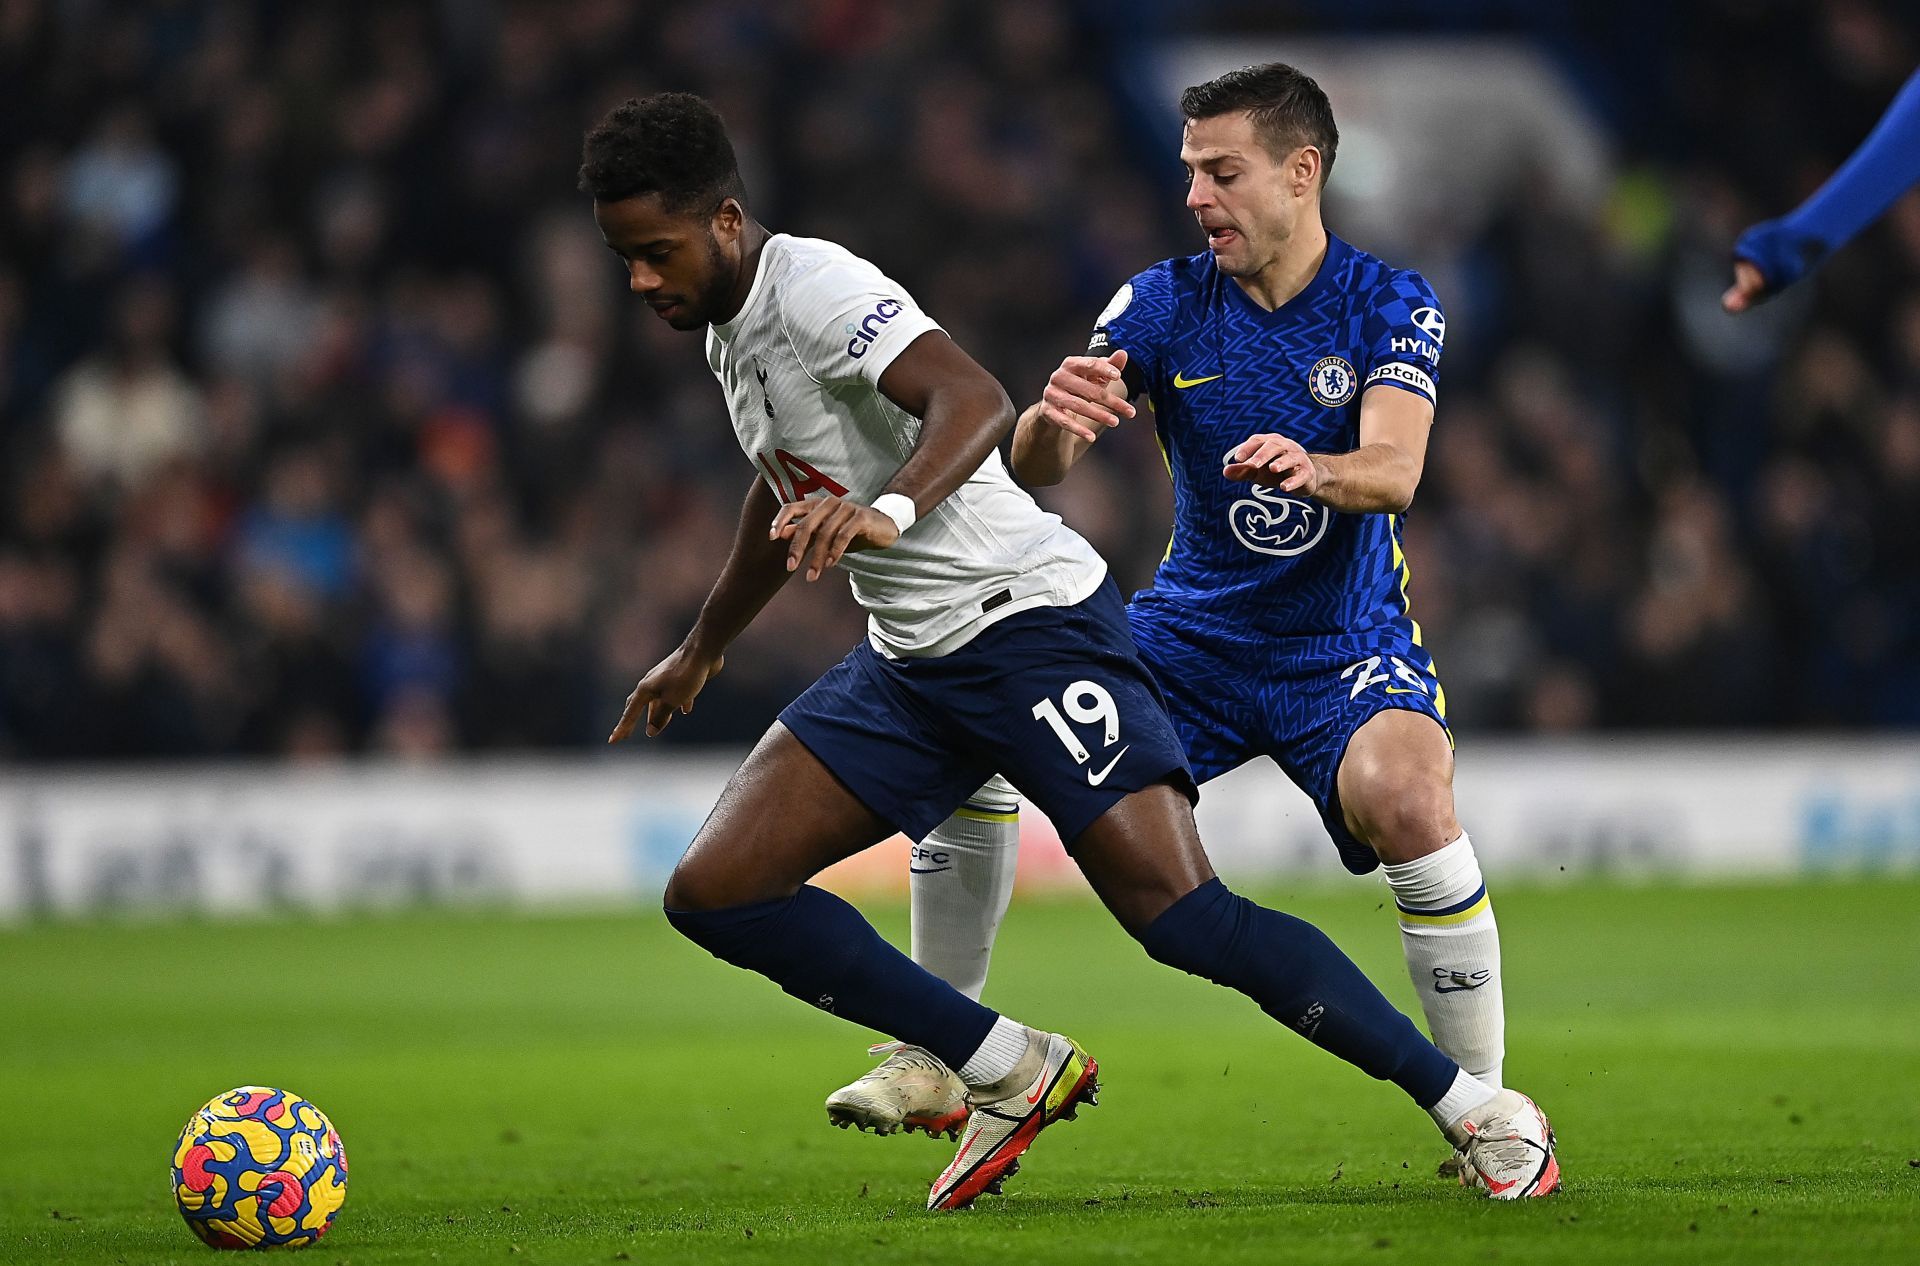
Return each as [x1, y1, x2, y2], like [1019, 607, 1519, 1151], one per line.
[1, 0, 1917, 762]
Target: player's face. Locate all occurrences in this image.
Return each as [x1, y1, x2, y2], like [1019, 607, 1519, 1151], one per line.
[1180, 113, 1315, 278]
[594, 195, 743, 330]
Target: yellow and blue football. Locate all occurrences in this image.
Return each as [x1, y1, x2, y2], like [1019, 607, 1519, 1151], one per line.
[171, 1087, 348, 1250]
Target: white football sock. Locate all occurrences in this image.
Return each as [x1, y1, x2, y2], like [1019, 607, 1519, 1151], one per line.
[956, 1015, 1030, 1087]
[1429, 1067, 1499, 1134]
[910, 776, 1020, 1003]
[1383, 832, 1506, 1089]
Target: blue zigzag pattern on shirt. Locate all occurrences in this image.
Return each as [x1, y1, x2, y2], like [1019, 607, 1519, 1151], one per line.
[1092, 234, 1442, 639]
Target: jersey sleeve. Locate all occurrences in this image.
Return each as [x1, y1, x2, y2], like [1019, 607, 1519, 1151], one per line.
[781, 261, 943, 388]
[1751, 64, 1920, 291]
[1361, 270, 1445, 407]
[1086, 264, 1173, 398]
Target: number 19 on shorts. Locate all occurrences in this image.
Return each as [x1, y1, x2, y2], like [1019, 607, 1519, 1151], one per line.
[1033, 680, 1131, 786]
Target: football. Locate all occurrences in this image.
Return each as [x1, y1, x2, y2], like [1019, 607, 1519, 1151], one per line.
[170, 1087, 348, 1250]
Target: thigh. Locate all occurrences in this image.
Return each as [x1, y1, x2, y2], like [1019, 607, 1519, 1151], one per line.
[666, 722, 899, 910]
[1335, 707, 1459, 861]
[1068, 782, 1216, 934]
[1263, 634, 1453, 873]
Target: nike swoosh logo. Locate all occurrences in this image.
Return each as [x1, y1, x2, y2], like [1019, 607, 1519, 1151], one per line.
[1086, 745, 1130, 786]
[1384, 686, 1424, 695]
[1435, 981, 1487, 993]
[1173, 372, 1222, 389]
[908, 866, 953, 875]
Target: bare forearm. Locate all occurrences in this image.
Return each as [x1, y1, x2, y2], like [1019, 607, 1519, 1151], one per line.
[874, 333, 1018, 518]
[1225, 387, 1430, 512]
[1310, 443, 1422, 514]
[880, 383, 1013, 515]
[685, 478, 794, 657]
[1010, 401, 1094, 486]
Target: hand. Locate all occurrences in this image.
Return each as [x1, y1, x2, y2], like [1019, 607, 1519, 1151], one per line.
[1035, 349, 1135, 443]
[608, 643, 724, 741]
[1721, 258, 1768, 314]
[1723, 218, 1826, 314]
[770, 495, 900, 581]
[1223, 433, 1323, 495]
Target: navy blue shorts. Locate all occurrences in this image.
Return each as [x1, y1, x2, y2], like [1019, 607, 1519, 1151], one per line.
[779, 577, 1196, 845]
[1129, 598, 1451, 875]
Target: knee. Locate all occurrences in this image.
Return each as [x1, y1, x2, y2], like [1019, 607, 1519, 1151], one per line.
[663, 859, 802, 966]
[661, 865, 707, 916]
[1105, 874, 1213, 939]
[1134, 878, 1240, 977]
[1340, 760, 1459, 865]
[663, 822, 805, 913]
[663, 854, 747, 914]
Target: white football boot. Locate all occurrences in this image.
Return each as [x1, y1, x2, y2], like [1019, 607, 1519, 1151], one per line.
[825, 1044, 970, 1139]
[1447, 1089, 1561, 1199]
[926, 1029, 1099, 1211]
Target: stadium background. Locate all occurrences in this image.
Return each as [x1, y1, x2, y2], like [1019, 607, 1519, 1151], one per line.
[2, 4, 1918, 1262]
[6, 0, 1920, 765]
[5, 0, 1920, 912]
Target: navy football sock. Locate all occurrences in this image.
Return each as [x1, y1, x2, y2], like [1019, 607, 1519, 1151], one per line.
[665, 885, 999, 1071]
[1138, 878, 1457, 1107]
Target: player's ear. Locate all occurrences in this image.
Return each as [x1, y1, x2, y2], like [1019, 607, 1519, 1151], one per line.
[711, 197, 745, 245]
[1291, 146, 1321, 197]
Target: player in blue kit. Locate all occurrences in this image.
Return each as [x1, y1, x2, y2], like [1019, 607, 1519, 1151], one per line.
[827, 64, 1547, 1192]
[585, 92, 1558, 1210]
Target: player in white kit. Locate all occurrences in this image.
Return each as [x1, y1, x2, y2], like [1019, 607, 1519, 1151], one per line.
[586, 92, 1560, 1210]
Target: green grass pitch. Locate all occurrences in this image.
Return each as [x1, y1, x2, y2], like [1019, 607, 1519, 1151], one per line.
[3, 877, 1917, 1264]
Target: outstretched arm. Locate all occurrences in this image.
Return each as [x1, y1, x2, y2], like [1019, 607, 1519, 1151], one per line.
[771, 330, 1017, 580]
[1223, 385, 1434, 515]
[609, 475, 791, 741]
[1725, 65, 1920, 312]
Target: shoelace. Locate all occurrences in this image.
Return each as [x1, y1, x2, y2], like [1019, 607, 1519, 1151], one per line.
[1466, 1124, 1541, 1174]
[858, 1042, 950, 1080]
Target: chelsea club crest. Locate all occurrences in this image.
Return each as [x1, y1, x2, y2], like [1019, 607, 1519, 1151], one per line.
[1307, 355, 1357, 407]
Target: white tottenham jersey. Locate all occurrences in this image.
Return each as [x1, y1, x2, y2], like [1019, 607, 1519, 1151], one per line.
[704, 234, 1106, 658]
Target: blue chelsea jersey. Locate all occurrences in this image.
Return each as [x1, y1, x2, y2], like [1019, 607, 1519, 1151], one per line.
[1090, 233, 1445, 638]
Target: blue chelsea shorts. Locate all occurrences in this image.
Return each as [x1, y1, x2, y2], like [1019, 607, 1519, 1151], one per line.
[1128, 596, 1451, 874]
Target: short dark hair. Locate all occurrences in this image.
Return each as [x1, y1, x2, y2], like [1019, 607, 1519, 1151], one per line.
[577, 92, 746, 212]
[1180, 63, 1338, 182]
